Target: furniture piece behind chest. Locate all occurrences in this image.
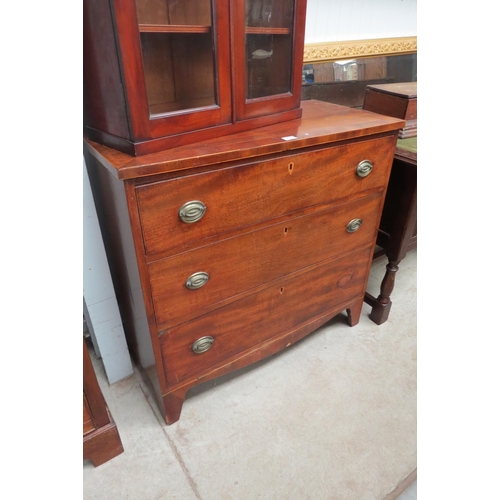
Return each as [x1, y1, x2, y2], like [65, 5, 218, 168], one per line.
[362, 82, 417, 324]
[83, 338, 124, 466]
[363, 82, 417, 139]
[83, 0, 307, 156]
[84, 100, 404, 424]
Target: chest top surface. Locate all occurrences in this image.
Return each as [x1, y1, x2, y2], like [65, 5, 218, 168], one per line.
[84, 100, 405, 181]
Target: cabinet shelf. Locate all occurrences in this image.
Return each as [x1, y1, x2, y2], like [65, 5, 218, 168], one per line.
[139, 25, 290, 35]
[139, 24, 211, 34]
[245, 27, 290, 35]
[149, 97, 217, 116]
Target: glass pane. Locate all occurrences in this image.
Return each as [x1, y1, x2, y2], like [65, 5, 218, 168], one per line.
[246, 34, 292, 99]
[245, 0, 294, 99]
[135, 0, 217, 116]
[245, 0, 293, 28]
[136, 0, 212, 26]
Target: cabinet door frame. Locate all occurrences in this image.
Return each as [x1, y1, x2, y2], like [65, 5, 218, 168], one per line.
[111, 0, 233, 141]
[230, 0, 307, 122]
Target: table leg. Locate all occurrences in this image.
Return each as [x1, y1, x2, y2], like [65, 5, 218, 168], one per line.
[367, 259, 401, 324]
[365, 157, 417, 325]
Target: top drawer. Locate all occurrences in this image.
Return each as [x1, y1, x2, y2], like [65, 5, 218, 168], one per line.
[136, 135, 396, 257]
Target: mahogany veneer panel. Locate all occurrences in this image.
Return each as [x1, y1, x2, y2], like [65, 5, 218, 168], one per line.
[161, 248, 372, 387]
[149, 195, 383, 329]
[136, 134, 395, 257]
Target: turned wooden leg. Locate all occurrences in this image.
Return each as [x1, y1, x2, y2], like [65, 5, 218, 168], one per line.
[162, 386, 190, 425]
[368, 259, 401, 325]
[346, 298, 363, 327]
[366, 155, 417, 325]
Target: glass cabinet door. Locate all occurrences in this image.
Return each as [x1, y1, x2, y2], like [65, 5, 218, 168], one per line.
[113, 0, 232, 141]
[245, 0, 294, 100]
[135, 0, 217, 116]
[232, 0, 305, 121]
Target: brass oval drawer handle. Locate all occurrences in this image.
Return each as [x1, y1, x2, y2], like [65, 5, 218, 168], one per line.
[346, 218, 363, 233]
[356, 160, 373, 178]
[178, 200, 206, 223]
[192, 336, 215, 354]
[185, 272, 210, 290]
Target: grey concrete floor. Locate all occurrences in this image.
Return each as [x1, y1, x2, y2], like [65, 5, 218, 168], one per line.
[397, 480, 417, 500]
[84, 249, 417, 500]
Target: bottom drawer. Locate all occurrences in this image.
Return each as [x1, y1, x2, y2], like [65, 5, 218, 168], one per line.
[160, 247, 372, 387]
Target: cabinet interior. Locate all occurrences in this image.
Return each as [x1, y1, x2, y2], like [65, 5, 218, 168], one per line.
[246, 34, 292, 99]
[136, 0, 212, 26]
[136, 0, 216, 116]
[140, 33, 217, 116]
[245, 0, 294, 99]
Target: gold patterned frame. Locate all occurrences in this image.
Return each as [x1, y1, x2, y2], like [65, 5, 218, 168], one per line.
[303, 36, 417, 63]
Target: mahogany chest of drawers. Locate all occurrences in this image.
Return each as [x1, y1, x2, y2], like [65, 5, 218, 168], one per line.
[84, 100, 404, 424]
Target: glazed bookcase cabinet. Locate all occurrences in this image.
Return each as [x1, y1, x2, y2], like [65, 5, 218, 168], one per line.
[83, 0, 307, 156]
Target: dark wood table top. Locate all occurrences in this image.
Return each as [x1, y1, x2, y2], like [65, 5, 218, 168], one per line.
[366, 82, 417, 99]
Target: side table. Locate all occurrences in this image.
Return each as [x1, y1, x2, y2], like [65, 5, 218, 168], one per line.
[362, 82, 417, 324]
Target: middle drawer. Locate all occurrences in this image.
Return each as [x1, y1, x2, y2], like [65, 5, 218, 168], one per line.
[149, 194, 382, 329]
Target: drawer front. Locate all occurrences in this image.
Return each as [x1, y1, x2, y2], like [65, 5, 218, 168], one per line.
[149, 194, 382, 329]
[136, 136, 395, 257]
[160, 248, 372, 386]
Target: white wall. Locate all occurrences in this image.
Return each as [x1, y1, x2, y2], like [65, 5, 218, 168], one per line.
[305, 0, 417, 44]
[83, 158, 134, 384]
